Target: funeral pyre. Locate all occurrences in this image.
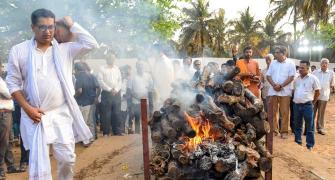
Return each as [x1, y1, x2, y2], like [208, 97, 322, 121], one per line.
[148, 66, 272, 179]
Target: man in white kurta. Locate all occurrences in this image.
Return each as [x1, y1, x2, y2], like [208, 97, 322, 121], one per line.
[152, 51, 174, 109]
[312, 58, 335, 135]
[6, 9, 98, 180]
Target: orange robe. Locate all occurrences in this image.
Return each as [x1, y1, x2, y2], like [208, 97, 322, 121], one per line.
[236, 59, 261, 98]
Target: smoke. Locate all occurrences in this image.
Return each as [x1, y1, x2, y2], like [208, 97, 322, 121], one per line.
[0, 0, 179, 59]
[0, 0, 193, 112]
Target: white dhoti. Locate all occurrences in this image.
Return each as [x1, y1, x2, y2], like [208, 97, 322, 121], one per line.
[6, 23, 97, 180]
[24, 103, 77, 180]
[51, 143, 76, 180]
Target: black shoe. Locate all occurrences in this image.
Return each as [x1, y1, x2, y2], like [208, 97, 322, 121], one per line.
[115, 133, 125, 136]
[294, 140, 302, 146]
[128, 129, 134, 134]
[7, 166, 24, 173]
[0, 170, 5, 180]
[318, 130, 326, 135]
[307, 146, 313, 151]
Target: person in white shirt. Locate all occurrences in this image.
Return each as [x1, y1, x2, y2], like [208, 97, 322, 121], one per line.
[175, 57, 196, 81]
[293, 60, 320, 150]
[97, 53, 124, 136]
[261, 54, 274, 111]
[312, 58, 334, 135]
[152, 48, 174, 109]
[128, 60, 154, 134]
[0, 61, 24, 179]
[6, 9, 98, 179]
[120, 65, 132, 134]
[266, 46, 296, 139]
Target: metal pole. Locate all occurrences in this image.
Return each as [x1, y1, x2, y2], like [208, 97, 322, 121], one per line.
[265, 98, 273, 180]
[141, 99, 150, 180]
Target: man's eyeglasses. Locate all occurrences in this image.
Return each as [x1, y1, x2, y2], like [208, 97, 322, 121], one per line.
[195, 63, 201, 66]
[37, 24, 55, 32]
[274, 51, 281, 54]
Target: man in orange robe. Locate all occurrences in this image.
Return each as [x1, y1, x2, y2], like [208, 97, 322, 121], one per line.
[236, 46, 261, 97]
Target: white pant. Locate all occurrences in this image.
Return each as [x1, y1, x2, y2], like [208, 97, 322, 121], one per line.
[50, 143, 76, 180]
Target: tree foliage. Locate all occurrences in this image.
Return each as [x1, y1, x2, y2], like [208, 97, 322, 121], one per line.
[0, 0, 185, 59]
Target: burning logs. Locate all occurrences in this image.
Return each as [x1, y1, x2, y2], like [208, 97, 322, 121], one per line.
[149, 73, 272, 179]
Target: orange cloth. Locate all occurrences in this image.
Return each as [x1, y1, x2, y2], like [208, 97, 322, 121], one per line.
[236, 59, 261, 97]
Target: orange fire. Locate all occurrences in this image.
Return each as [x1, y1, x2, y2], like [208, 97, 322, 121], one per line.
[184, 112, 212, 150]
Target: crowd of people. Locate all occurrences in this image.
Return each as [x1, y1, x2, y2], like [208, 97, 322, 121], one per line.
[73, 44, 334, 152]
[0, 8, 334, 180]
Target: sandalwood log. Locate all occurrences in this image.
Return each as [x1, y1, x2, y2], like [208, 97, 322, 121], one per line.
[246, 123, 257, 142]
[259, 111, 267, 120]
[150, 156, 167, 176]
[183, 123, 197, 138]
[227, 116, 242, 127]
[151, 129, 162, 143]
[157, 150, 171, 161]
[222, 81, 234, 94]
[246, 117, 270, 139]
[247, 167, 262, 178]
[255, 140, 272, 158]
[217, 115, 235, 132]
[244, 88, 263, 111]
[167, 161, 180, 178]
[170, 113, 196, 138]
[236, 144, 247, 161]
[258, 157, 272, 172]
[223, 67, 241, 81]
[171, 144, 184, 159]
[233, 103, 258, 117]
[245, 147, 261, 168]
[171, 148, 181, 159]
[232, 81, 244, 96]
[150, 112, 163, 143]
[209, 125, 226, 140]
[169, 114, 184, 129]
[161, 117, 177, 140]
[217, 95, 243, 105]
[178, 154, 189, 165]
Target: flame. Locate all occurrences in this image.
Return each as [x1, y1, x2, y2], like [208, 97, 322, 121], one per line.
[184, 112, 212, 150]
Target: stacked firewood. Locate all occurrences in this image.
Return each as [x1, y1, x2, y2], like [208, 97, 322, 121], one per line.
[148, 67, 272, 180]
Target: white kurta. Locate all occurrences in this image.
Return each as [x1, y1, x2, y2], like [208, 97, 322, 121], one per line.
[312, 69, 335, 101]
[97, 65, 122, 92]
[266, 59, 296, 97]
[0, 77, 14, 110]
[129, 72, 153, 104]
[6, 23, 98, 150]
[152, 54, 174, 107]
[175, 66, 196, 81]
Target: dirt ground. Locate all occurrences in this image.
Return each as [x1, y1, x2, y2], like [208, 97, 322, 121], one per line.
[7, 99, 335, 180]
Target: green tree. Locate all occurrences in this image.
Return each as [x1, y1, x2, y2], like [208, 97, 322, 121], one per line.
[301, 0, 333, 32]
[318, 24, 335, 49]
[270, 0, 334, 39]
[178, 0, 213, 56]
[260, 15, 292, 53]
[229, 7, 263, 56]
[0, 0, 184, 59]
[208, 9, 228, 57]
[269, 0, 304, 41]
